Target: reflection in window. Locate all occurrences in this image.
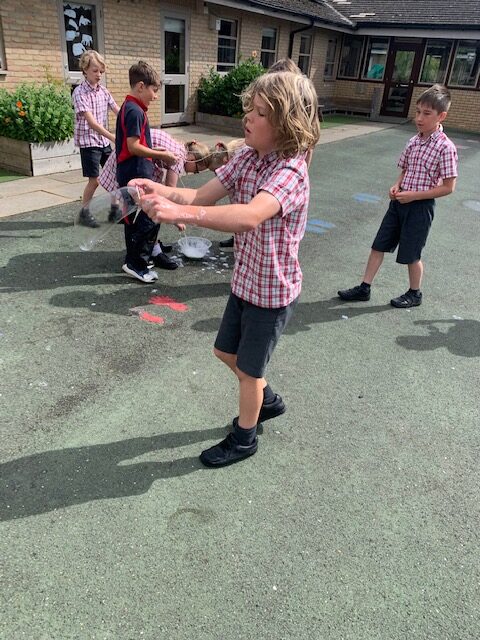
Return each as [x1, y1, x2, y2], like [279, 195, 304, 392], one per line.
[363, 37, 389, 80]
[260, 28, 277, 69]
[449, 40, 480, 87]
[217, 19, 238, 72]
[339, 35, 364, 78]
[420, 40, 452, 84]
[63, 2, 97, 72]
[298, 34, 312, 75]
[164, 18, 185, 75]
[324, 37, 337, 79]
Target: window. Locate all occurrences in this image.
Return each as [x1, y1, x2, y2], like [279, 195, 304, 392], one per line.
[363, 37, 389, 80]
[61, 2, 99, 72]
[324, 37, 338, 79]
[260, 27, 277, 69]
[420, 40, 452, 84]
[217, 19, 238, 72]
[448, 40, 480, 87]
[339, 35, 364, 79]
[298, 34, 312, 75]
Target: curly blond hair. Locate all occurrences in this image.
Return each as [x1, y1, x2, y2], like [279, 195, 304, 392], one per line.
[79, 50, 105, 74]
[241, 71, 320, 158]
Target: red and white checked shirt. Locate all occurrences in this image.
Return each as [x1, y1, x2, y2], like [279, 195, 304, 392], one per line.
[398, 127, 458, 192]
[216, 147, 310, 308]
[72, 80, 118, 148]
[99, 129, 186, 192]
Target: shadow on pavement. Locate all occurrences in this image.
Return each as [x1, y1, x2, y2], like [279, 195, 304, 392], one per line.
[191, 297, 392, 334]
[396, 319, 480, 357]
[0, 427, 227, 521]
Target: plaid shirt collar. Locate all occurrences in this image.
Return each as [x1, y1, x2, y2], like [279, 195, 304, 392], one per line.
[416, 124, 444, 145]
[84, 80, 101, 93]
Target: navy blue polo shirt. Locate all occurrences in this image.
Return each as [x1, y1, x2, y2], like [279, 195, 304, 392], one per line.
[115, 95, 154, 187]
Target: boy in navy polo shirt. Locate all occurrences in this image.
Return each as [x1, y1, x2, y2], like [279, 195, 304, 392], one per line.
[131, 71, 321, 466]
[338, 84, 458, 308]
[116, 61, 178, 283]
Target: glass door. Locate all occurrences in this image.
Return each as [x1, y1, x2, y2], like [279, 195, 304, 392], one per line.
[161, 14, 188, 125]
[381, 42, 423, 117]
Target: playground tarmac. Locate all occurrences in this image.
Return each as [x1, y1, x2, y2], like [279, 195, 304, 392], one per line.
[0, 122, 479, 639]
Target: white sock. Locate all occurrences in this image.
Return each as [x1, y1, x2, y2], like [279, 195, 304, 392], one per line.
[151, 242, 162, 257]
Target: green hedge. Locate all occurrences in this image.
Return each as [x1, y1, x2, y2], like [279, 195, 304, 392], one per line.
[0, 83, 74, 143]
[197, 58, 265, 118]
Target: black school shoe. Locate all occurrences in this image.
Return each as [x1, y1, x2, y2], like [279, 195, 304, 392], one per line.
[200, 432, 258, 467]
[337, 284, 370, 301]
[159, 241, 173, 253]
[152, 252, 178, 270]
[78, 208, 100, 228]
[390, 290, 422, 308]
[219, 236, 234, 248]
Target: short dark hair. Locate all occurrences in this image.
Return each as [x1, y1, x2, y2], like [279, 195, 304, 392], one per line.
[129, 61, 160, 89]
[417, 84, 451, 113]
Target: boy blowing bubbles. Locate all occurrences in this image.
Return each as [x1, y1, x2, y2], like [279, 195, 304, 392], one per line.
[131, 72, 320, 467]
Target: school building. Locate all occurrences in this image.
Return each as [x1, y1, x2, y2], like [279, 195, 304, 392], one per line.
[0, 0, 479, 133]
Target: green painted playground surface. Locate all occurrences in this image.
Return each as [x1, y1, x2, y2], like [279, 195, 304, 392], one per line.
[0, 124, 479, 639]
[0, 167, 25, 182]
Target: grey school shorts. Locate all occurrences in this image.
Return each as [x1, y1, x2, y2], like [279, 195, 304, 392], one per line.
[80, 145, 112, 178]
[372, 198, 435, 264]
[214, 292, 298, 378]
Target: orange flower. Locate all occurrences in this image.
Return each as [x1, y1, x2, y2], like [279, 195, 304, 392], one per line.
[16, 100, 23, 108]
[19, 110, 26, 116]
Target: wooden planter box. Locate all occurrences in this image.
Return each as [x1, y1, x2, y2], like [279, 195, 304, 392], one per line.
[0, 136, 81, 176]
[195, 112, 244, 136]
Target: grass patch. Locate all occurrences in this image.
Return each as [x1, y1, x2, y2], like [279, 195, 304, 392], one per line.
[0, 168, 26, 183]
[321, 114, 369, 129]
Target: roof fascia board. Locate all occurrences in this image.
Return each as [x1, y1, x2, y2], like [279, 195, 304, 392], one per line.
[355, 26, 480, 39]
[205, 0, 353, 29]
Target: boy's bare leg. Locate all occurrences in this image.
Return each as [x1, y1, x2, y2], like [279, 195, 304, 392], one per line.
[237, 371, 263, 428]
[82, 177, 99, 207]
[408, 260, 423, 290]
[362, 249, 384, 284]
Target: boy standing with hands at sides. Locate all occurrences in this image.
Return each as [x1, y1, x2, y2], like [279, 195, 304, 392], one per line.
[116, 61, 178, 283]
[131, 71, 320, 466]
[338, 84, 457, 308]
[72, 50, 119, 228]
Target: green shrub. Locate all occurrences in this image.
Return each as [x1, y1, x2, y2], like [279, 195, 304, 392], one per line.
[198, 58, 265, 118]
[0, 83, 74, 143]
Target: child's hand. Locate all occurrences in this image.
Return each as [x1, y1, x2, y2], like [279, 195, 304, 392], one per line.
[140, 193, 179, 224]
[154, 149, 179, 167]
[395, 191, 416, 204]
[389, 184, 401, 200]
[175, 223, 186, 232]
[128, 178, 160, 196]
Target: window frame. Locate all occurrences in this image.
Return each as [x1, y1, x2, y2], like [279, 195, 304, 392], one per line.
[418, 39, 453, 85]
[260, 26, 277, 69]
[57, 0, 105, 86]
[0, 16, 7, 73]
[447, 39, 480, 88]
[298, 33, 313, 76]
[216, 18, 239, 73]
[323, 36, 338, 80]
[338, 34, 365, 79]
[362, 36, 390, 81]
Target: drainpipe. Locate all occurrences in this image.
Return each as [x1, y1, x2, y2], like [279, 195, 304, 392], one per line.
[288, 18, 315, 58]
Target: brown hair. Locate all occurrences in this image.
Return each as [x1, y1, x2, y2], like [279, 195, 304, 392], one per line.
[79, 50, 105, 74]
[129, 61, 160, 89]
[417, 84, 451, 113]
[242, 71, 320, 158]
[267, 58, 302, 75]
[208, 139, 245, 170]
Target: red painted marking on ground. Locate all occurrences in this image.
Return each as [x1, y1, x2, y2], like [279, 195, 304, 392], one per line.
[149, 295, 189, 312]
[139, 311, 165, 324]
